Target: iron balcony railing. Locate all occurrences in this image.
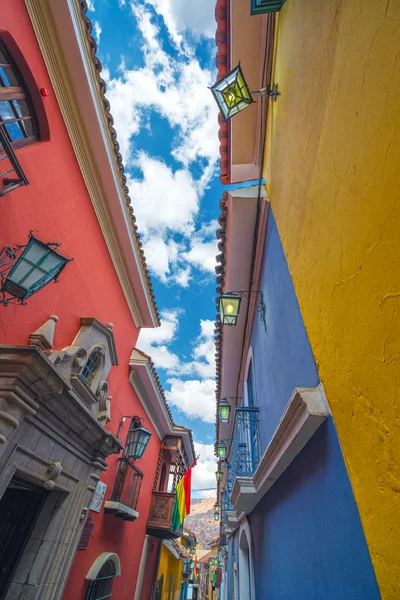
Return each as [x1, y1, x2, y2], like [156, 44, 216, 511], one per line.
[0, 123, 28, 197]
[230, 406, 260, 480]
[110, 456, 143, 511]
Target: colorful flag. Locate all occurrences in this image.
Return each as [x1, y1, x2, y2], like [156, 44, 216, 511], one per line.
[171, 458, 197, 531]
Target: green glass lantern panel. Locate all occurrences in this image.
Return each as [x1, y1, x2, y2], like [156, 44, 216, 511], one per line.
[3, 236, 70, 301]
[217, 441, 227, 461]
[215, 469, 223, 483]
[218, 398, 231, 423]
[214, 505, 220, 521]
[126, 424, 152, 459]
[250, 0, 286, 16]
[210, 64, 254, 121]
[219, 293, 241, 326]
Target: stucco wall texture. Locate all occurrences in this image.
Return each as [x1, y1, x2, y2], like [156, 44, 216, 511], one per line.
[245, 211, 378, 598]
[264, 0, 400, 596]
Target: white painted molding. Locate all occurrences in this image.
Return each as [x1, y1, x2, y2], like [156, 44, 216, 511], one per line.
[231, 385, 329, 514]
[86, 552, 121, 580]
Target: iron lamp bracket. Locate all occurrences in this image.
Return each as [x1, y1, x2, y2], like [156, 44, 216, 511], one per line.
[227, 290, 267, 332]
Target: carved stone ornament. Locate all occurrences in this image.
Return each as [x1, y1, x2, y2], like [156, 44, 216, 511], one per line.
[44, 461, 63, 490]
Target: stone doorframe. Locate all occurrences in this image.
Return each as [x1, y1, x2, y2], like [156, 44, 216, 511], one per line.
[0, 345, 124, 600]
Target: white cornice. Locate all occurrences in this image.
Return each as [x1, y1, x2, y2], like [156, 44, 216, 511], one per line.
[24, 0, 158, 328]
[231, 385, 329, 514]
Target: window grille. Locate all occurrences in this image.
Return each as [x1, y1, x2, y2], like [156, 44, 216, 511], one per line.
[0, 40, 38, 148]
[85, 559, 116, 600]
[81, 350, 101, 385]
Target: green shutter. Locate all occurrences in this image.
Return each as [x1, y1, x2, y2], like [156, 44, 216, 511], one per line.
[250, 0, 286, 16]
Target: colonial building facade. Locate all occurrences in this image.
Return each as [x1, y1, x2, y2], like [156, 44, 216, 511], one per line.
[0, 1, 194, 599]
[213, 0, 400, 597]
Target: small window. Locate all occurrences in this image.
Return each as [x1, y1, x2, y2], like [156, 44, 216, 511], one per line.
[81, 350, 101, 386]
[246, 359, 256, 408]
[85, 558, 117, 600]
[0, 40, 38, 148]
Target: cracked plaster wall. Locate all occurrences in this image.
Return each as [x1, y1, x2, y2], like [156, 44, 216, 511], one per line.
[264, 0, 400, 597]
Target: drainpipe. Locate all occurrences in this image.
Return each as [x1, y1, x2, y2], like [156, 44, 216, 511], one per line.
[134, 534, 150, 600]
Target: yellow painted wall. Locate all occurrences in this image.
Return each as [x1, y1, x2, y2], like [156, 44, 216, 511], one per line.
[264, 0, 400, 597]
[156, 543, 183, 600]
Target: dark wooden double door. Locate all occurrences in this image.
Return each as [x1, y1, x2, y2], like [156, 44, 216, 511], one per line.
[0, 482, 45, 598]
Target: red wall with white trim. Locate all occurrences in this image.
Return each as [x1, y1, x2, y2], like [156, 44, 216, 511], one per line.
[0, 2, 160, 598]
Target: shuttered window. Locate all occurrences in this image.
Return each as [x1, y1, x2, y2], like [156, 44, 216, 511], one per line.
[0, 40, 38, 148]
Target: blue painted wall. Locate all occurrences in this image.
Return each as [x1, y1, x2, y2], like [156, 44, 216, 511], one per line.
[236, 208, 379, 599]
[247, 418, 380, 599]
[249, 209, 320, 449]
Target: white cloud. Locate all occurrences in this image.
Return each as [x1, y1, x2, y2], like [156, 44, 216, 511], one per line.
[102, 4, 219, 286]
[192, 442, 217, 495]
[183, 221, 218, 274]
[138, 309, 180, 370]
[118, 0, 126, 6]
[166, 378, 216, 423]
[145, 0, 217, 48]
[87, 0, 95, 11]
[93, 21, 102, 45]
[128, 154, 199, 236]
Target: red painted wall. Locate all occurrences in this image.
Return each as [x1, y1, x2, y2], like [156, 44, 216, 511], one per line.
[0, 2, 161, 598]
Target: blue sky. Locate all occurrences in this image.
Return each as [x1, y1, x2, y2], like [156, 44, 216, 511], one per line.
[87, 0, 222, 496]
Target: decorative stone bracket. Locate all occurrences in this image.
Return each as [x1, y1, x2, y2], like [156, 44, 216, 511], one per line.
[44, 461, 63, 490]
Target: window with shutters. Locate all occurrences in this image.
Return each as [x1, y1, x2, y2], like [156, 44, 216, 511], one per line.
[0, 39, 38, 149]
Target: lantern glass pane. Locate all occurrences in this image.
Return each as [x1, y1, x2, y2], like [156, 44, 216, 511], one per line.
[127, 425, 152, 459]
[217, 443, 227, 460]
[218, 402, 231, 423]
[6, 237, 69, 299]
[210, 64, 254, 120]
[219, 294, 241, 326]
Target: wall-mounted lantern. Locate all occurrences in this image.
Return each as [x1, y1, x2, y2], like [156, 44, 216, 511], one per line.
[117, 416, 152, 460]
[0, 233, 72, 306]
[218, 290, 267, 332]
[189, 546, 196, 556]
[215, 468, 224, 483]
[217, 440, 227, 461]
[210, 63, 280, 121]
[214, 504, 221, 522]
[218, 398, 232, 423]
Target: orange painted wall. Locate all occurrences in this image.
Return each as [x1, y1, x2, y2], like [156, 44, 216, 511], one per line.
[0, 2, 161, 599]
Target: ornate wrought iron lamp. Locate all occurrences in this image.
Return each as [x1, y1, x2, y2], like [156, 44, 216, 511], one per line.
[189, 546, 196, 556]
[217, 440, 227, 461]
[218, 290, 267, 331]
[210, 63, 280, 121]
[0, 232, 72, 306]
[117, 416, 152, 460]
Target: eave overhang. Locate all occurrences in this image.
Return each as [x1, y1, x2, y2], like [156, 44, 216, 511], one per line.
[25, 0, 160, 328]
[129, 348, 195, 464]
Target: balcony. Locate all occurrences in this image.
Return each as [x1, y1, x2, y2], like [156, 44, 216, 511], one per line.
[146, 491, 182, 539]
[104, 457, 143, 521]
[226, 407, 260, 521]
[0, 124, 28, 197]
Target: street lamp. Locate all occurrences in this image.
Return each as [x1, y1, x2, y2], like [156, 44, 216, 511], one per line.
[214, 504, 220, 522]
[117, 416, 152, 460]
[218, 291, 267, 331]
[215, 468, 223, 483]
[0, 233, 72, 306]
[217, 441, 227, 461]
[210, 63, 280, 121]
[218, 293, 241, 326]
[218, 398, 232, 423]
[189, 546, 196, 556]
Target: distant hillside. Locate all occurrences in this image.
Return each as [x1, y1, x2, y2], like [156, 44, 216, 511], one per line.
[186, 495, 218, 545]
